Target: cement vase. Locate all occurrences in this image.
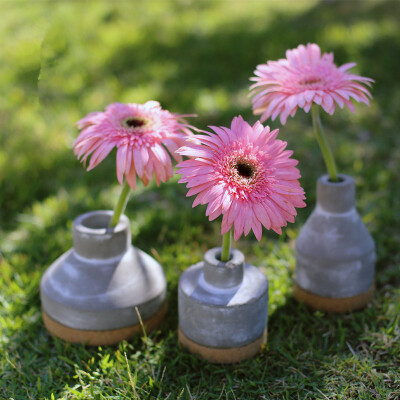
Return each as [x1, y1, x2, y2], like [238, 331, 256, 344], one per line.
[40, 210, 167, 345]
[178, 247, 268, 363]
[294, 174, 375, 312]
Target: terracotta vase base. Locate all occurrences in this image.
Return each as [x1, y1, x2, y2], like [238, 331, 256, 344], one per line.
[293, 283, 374, 313]
[42, 302, 167, 346]
[178, 326, 267, 364]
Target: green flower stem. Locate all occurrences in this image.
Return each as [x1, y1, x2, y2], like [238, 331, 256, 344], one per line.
[220, 229, 232, 262]
[109, 180, 131, 228]
[311, 105, 339, 182]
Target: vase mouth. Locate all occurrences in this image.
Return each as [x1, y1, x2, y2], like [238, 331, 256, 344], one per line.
[317, 174, 355, 213]
[205, 247, 244, 266]
[74, 210, 129, 236]
[319, 174, 354, 187]
[72, 210, 131, 259]
[203, 247, 245, 288]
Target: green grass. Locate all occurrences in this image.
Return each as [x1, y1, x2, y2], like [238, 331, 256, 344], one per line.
[1, 0, 400, 398]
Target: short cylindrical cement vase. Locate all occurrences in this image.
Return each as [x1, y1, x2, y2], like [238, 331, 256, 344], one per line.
[178, 247, 268, 363]
[294, 174, 375, 313]
[40, 210, 167, 345]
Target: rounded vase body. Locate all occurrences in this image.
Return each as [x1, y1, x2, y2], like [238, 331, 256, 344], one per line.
[294, 174, 375, 312]
[178, 247, 268, 363]
[40, 210, 167, 345]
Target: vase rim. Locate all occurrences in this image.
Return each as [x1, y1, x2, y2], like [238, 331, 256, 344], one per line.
[203, 247, 245, 289]
[74, 210, 129, 236]
[319, 173, 354, 187]
[204, 247, 244, 265]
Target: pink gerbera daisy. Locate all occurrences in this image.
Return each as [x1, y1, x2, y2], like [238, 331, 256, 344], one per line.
[250, 43, 373, 124]
[74, 101, 194, 190]
[176, 116, 306, 241]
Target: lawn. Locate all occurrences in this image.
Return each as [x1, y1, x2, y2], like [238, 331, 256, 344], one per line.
[0, 0, 399, 399]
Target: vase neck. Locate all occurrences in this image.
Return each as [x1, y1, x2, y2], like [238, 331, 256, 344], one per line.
[72, 210, 130, 259]
[203, 247, 244, 289]
[317, 174, 356, 213]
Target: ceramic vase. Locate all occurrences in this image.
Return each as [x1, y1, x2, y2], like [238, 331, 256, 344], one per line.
[294, 174, 375, 312]
[40, 210, 167, 345]
[178, 247, 269, 363]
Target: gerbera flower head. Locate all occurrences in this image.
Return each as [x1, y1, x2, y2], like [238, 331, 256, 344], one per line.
[250, 43, 373, 124]
[176, 116, 306, 241]
[74, 101, 194, 190]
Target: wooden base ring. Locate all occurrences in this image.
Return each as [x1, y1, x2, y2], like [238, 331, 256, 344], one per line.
[178, 326, 267, 364]
[42, 302, 167, 346]
[293, 283, 374, 313]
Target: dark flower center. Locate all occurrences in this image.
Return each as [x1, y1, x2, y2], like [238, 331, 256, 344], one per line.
[300, 77, 322, 86]
[235, 161, 255, 179]
[124, 117, 146, 129]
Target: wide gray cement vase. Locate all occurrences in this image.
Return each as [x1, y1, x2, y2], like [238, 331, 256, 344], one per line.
[294, 174, 375, 313]
[40, 210, 167, 345]
[178, 247, 268, 363]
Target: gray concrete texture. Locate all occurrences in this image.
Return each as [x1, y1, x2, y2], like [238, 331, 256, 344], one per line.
[295, 174, 375, 298]
[179, 247, 269, 348]
[40, 210, 167, 330]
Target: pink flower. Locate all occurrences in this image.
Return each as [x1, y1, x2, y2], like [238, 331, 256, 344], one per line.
[176, 116, 306, 241]
[250, 43, 373, 124]
[74, 101, 194, 189]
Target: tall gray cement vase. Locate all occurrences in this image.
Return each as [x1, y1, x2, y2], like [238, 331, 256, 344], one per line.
[294, 174, 375, 313]
[40, 210, 167, 345]
[178, 247, 269, 363]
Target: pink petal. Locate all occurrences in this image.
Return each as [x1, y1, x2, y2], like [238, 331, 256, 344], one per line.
[125, 162, 137, 190]
[116, 146, 128, 185]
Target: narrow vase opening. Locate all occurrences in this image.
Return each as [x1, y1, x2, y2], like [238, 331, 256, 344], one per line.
[328, 176, 344, 183]
[81, 213, 112, 230]
[73, 211, 130, 259]
[215, 251, 234, 262]
[317, 174, 356, 214]
[203, 247, 244, 288]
